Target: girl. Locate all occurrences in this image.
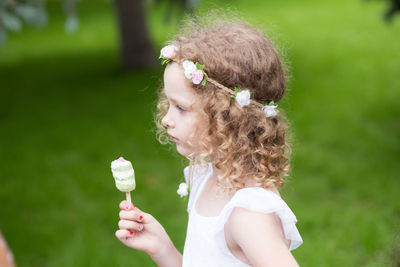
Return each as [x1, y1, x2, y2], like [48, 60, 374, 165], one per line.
[115, 17, 303, 266]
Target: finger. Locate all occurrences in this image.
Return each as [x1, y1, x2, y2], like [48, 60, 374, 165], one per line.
[119, 200, 136, 211]
[115, 229, 134, 240]
[119, 210, 145, 223]
[118, 219, 144, 232]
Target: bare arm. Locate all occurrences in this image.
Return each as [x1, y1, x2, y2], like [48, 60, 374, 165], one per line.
[116, 200, 182, 267]
[225, 207, 299, 267]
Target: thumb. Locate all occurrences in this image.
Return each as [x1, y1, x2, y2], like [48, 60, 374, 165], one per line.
[119, 200, 137, 211]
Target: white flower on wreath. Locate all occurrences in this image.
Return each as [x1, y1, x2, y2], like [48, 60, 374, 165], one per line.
[236, 89, 251, 107]
[160, 45, 177, 59]
[182, 60, 197, 79]
[177, 182, 189, 198]
[262, 102, 279, 117]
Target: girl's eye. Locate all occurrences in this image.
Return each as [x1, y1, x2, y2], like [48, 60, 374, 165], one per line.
[176, 105, 186, 113]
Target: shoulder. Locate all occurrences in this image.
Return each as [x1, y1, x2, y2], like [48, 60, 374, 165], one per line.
[223, 187, 299, 241]
[227, 187, 283, 233]
[222, 187, 301, 266]
[225, 187, 285, 241]
[225, 207, 298, 266]
[225, 207, 289, 248]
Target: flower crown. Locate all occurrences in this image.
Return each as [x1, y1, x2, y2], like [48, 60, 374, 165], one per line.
[160, 45, 278, 117]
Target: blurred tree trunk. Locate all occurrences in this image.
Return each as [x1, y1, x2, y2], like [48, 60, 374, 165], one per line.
[384, 0, 400, 21]
[115, 0, 156, 69]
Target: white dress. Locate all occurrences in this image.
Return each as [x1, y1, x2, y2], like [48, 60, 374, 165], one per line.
[182, 163, 303, 267]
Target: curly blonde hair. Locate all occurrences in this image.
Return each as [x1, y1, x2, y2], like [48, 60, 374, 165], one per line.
[156, 16, 291, 192]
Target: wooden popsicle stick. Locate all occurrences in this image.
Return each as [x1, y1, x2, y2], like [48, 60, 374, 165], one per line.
[126, 191, 132, 204]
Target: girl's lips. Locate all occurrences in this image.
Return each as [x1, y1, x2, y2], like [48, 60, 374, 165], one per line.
[168, 134, 179, 142]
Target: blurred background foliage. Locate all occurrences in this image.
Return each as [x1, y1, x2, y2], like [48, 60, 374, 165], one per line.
[0, 0, 399, 266]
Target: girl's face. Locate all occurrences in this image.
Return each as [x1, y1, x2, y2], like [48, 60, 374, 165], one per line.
[162, 63, 208, 157]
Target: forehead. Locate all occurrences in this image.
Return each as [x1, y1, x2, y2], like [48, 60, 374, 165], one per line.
[163, 63, 197, 106]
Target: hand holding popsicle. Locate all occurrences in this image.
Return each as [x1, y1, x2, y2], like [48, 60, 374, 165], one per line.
[116, 201, 182, 265]
[111, 158, 183, 266]
[111, 157, 136, 203]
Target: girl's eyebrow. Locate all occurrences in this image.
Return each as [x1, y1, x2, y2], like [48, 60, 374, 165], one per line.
[169, 97, 194, 108]
[162, 88, 194, 108]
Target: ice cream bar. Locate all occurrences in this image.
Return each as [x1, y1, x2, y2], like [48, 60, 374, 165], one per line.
[111, 157, 136, 201]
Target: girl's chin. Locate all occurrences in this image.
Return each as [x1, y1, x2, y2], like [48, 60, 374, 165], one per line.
[176, 144, 197, 157]
[176, 147, 191, 157]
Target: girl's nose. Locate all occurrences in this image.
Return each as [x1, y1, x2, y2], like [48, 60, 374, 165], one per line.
[162, 115, 175, 128]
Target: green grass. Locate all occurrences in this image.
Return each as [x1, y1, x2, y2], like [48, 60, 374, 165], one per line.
[0, 0, 399, 266]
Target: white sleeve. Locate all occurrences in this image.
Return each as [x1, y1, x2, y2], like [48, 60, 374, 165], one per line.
[214, 187, 303, 251]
